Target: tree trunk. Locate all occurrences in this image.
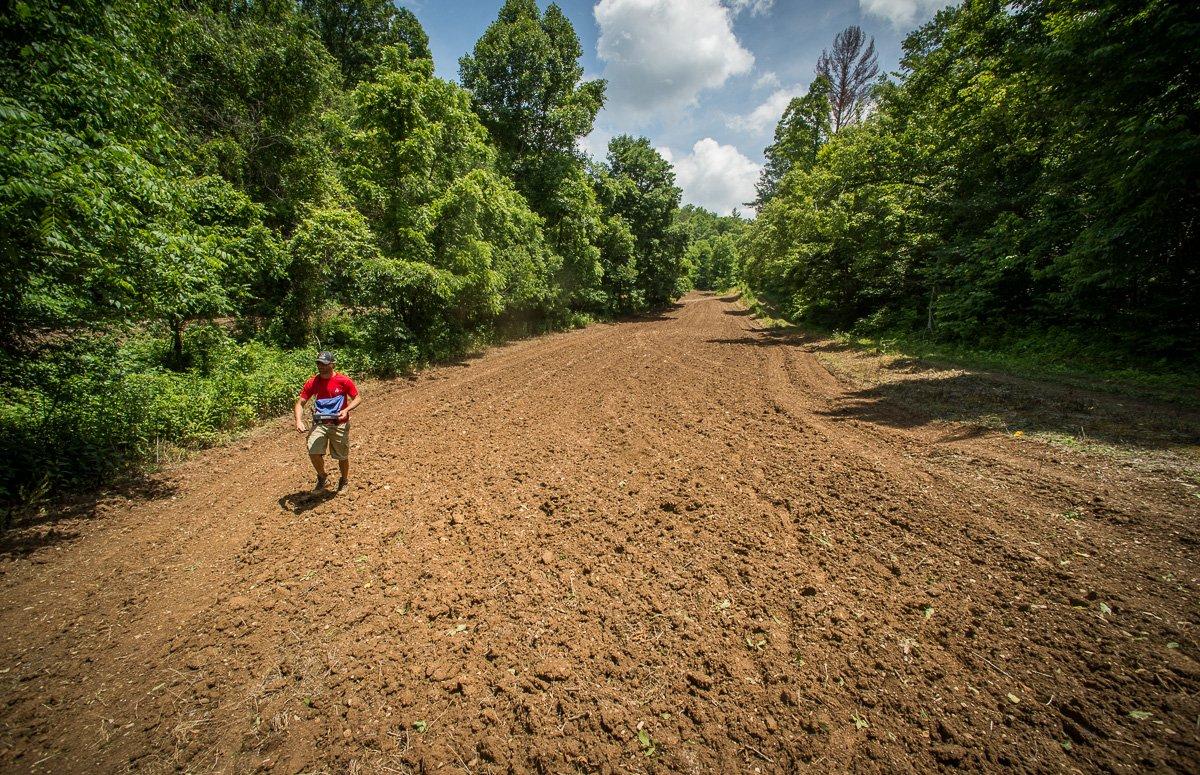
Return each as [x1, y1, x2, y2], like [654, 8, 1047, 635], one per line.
[170, 317, 185, 371]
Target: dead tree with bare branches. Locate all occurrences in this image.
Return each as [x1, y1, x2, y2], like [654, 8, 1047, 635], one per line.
[815, 25, 879, 132]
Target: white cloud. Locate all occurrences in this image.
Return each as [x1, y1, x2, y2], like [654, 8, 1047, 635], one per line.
[754, 71, 781, 90]
[671, 138, 761, 216]
[724, 0, 775, 15]
[859, 0, 948, 28]
[578, 126, 614, 161]
[727, 85, 802, 135]
[594, 0, 754, 120]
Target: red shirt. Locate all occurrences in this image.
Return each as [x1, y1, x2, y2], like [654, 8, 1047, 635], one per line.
[300, 373, 358, 423]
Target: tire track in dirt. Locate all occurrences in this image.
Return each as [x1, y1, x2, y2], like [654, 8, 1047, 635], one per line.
[1, 293, 1196, 773]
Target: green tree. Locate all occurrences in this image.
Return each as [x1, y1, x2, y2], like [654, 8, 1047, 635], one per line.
[753, 76, 832, 208]
[284, 205, 381, 345]
[0, 0, 185, 347]
[459, 0, 607, 311]
[428, 169, 560, 324]
[688, 234, 742, 291]
[459, 0, 604, 165]
[595, 214, 641, 313]
[677, 205, 746, 290]
[164, 0, 342, 230]
[1021, 0, 1199, 349]
[345, 47, 495, 258]
[741, 0, 1199, 355]
[299, 0, 431, 86]
[532, 160, 605, 312]
[598, 136, 688, 307]
[343, 47, 559, 339]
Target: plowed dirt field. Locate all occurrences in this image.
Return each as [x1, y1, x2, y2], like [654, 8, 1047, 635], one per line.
[2, 292, 1198, 773]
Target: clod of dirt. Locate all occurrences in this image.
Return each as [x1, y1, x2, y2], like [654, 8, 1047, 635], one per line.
[937, 718, 964, 743]
[933, 744, 970, 765]
[533, 657, 571, 682]
[540, 550, 555, 565]
[599, 706, 627, 737]
[477, 736, 506, 763]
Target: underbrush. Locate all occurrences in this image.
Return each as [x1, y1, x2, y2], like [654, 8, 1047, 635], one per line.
[1, 329, 317, 510]
[732, 285, 791, 329]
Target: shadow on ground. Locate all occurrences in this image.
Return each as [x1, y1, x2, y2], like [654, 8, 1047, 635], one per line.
[1, 478, 179, 559]
[707, 327, 838, 349]
[705, 320, 1200, 452]
[278, 490, 338, 514]
[418, 350, 489, 378]
[822, 371, 1200, 451]
[611, 302, 685, 324]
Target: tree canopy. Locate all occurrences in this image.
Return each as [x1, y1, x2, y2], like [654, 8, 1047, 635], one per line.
[459, 0, 605, 166]
[299, 0, 431, 85]
[741, 0, 1199, 355]
[0, 0, 691, 498]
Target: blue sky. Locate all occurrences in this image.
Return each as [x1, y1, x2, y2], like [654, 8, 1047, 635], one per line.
[400, 1, 951, 214]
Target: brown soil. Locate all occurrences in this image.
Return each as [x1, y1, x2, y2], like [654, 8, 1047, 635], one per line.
[2, 292, 1198, 773]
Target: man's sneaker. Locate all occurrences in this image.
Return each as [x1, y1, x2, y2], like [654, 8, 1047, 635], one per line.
[314, 474, 328, 492]
[336, 477, 349, 492]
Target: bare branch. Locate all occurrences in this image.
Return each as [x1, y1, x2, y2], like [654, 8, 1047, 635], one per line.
[815, 25, 879, 132]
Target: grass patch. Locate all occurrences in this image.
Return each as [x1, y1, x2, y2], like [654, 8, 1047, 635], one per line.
[732, 285, 792, 329]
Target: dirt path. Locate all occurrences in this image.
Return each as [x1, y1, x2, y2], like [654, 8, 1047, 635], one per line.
[2, 292, 1197, 773]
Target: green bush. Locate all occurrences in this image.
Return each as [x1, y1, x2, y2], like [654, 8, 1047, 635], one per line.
[1, 334, 316, 499]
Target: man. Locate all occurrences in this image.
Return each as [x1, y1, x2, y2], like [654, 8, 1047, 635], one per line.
[294, 351, 361, 492]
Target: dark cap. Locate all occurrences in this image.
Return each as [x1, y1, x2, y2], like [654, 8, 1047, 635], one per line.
[316, 351, 336, 364]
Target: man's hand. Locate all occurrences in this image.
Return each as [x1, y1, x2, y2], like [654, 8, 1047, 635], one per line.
[295, 420, 307, 433]
[337, 409, 350, 423]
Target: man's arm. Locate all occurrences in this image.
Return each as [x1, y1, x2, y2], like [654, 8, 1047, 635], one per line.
[337, 391, 362, 423]
[294, 397, 308, 432]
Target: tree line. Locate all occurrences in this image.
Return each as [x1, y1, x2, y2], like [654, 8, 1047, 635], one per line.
[741, 0, 1198, 359]
[5, 0, 1192, 504]
[0, 0, 695, 500]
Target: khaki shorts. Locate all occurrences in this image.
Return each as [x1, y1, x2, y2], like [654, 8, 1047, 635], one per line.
[307, 422, 350, 460]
